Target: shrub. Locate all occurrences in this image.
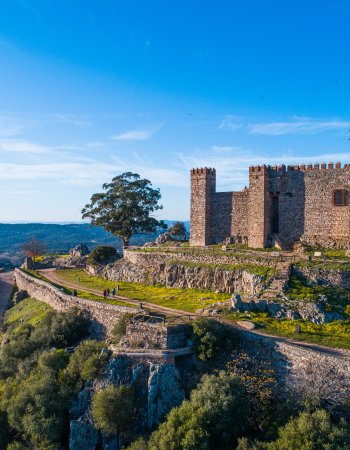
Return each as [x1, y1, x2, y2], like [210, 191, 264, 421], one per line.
[111, 313, 136, 343]
[61, 340, 109, 394]
[192, 318, 239, 361]
[87, 246, 118, 267]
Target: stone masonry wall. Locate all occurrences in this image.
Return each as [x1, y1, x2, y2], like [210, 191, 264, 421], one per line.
[238, 327, 350, 390]
[190, 168, 216, 246]
[212, 192, 233, 243]
[231, 190, 249, 238]
[303, 165, 350, 247]
[190, 163, 350, 249]
[15, 269, 138, 336]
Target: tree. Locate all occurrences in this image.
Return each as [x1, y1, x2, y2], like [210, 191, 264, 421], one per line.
[192, 318, 239, 361]
[169, 221, 187, 241]
[82, 172, 165, 246]
[148, 371, 248, 450]
[21, 237, 46, 267]
[92, 384, 135, 450]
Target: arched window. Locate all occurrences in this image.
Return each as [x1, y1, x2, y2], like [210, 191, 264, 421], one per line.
[333, 190, 348, 206]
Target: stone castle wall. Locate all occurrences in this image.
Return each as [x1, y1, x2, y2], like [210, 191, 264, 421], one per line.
[190, 162, 350, 249]
[238, 327, 350, 393]
[15, 269, 138, 335]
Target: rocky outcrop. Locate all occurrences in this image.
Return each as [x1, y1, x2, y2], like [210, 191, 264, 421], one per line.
[69, 355, 185, 449]
[70, 243, 90, 257]
[147, 363, 185, 429]
[164, 263, 265, 294]
[294, 265, 350, 290]
[88, 258, 270, 295]
[230, 293, 343, 324]
[155, 232, 173, 245]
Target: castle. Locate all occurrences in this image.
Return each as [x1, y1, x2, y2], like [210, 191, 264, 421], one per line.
[190, 162, 350, 250]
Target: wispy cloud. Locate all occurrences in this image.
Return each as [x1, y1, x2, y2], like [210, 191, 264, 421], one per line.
[0, 158, 187, 188]
[0, 139, 53, 154]
[111, 129, 155, 141]
[50, 113, 92, 128]
[217, 115, 349, 136]
[111, 124, 163, 141]
[217, 115, 243, 131]
[248, 117, 349, 136]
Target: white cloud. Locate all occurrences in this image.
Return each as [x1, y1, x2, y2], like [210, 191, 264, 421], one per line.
[0, 159, 188, 188]
[0, 140, 53, 154]
[111, 129, 157, 141]
[248, 118, 349, 136]
[217, 115, 243, 131]
[50, 113, 92, 128]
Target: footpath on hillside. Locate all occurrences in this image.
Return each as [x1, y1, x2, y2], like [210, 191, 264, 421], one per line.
[37, 269, 350, 359]
[0, 271, 15, 317]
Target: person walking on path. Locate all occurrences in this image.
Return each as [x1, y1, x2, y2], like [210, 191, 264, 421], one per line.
[73, 289, 77, 297]
[106, 288, 110, 298]
[103, 289, 107, 299]
[112, 287, 116, 297]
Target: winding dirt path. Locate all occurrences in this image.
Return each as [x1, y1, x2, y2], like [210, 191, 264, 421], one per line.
[0, 271, 15, 318]
[37, 269, 350, 360]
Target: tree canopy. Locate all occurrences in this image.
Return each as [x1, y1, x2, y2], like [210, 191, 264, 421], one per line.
[92, 384, 135, 450]
[82, 172, 165, 246]
[148, 371, 247, 450]
[169, 221, 187, 241]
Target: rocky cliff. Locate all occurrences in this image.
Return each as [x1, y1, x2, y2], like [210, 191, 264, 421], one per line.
[69, 355, 186, 450]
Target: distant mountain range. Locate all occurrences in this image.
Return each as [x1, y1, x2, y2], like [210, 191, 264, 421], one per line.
[0, 221, 190, 268]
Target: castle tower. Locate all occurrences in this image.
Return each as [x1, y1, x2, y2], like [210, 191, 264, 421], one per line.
[190, 168, 216, 246]
[248, 165, 269, 248]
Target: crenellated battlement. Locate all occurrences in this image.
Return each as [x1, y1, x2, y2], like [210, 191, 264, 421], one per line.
[249, 162, 349, 174]
[191, 160, 350, 249]
[191, 167, 216, 175]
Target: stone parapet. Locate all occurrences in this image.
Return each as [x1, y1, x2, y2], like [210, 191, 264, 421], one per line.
[14, 269, 138, 336]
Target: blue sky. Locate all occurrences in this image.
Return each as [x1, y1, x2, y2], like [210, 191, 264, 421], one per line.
[0, 0, 349, 222]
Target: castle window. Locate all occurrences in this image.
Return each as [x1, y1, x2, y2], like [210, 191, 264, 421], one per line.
[333, 190, 348, 206]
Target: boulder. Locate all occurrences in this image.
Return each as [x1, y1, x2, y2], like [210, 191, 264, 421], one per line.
[155, 232, 173, 245]
[70, 243, 90, 257]
[143, 242, 156, 248]
[236, 320, 256, 330]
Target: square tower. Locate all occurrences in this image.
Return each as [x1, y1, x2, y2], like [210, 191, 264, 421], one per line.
[190, 168, 216, 246]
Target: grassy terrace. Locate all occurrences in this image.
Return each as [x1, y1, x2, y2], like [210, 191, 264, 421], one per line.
[129, 243, 281, 260]
[286, 270, 350, 306]
[46, 269, 230, 313]
[167, 259, 276, 278]
[22, 269, 135, 308]
[295, 259, 350, 271]
[0, 297, 52, 340]
[224, 311, 350, 350]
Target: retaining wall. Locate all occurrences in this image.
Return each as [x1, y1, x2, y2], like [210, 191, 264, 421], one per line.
[238, 327, 350, 395]
[14, 269, 138, 336]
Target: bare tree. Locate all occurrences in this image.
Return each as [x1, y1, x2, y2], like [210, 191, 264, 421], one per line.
[287, 358, 350, 414]
[22, 237, 46, 268]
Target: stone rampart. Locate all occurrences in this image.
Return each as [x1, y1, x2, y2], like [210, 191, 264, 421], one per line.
[237, 327, 350, 393]
[123, 249, 276, 268]
[120, 321, 192, 350]
[14, 269, 138, 335]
